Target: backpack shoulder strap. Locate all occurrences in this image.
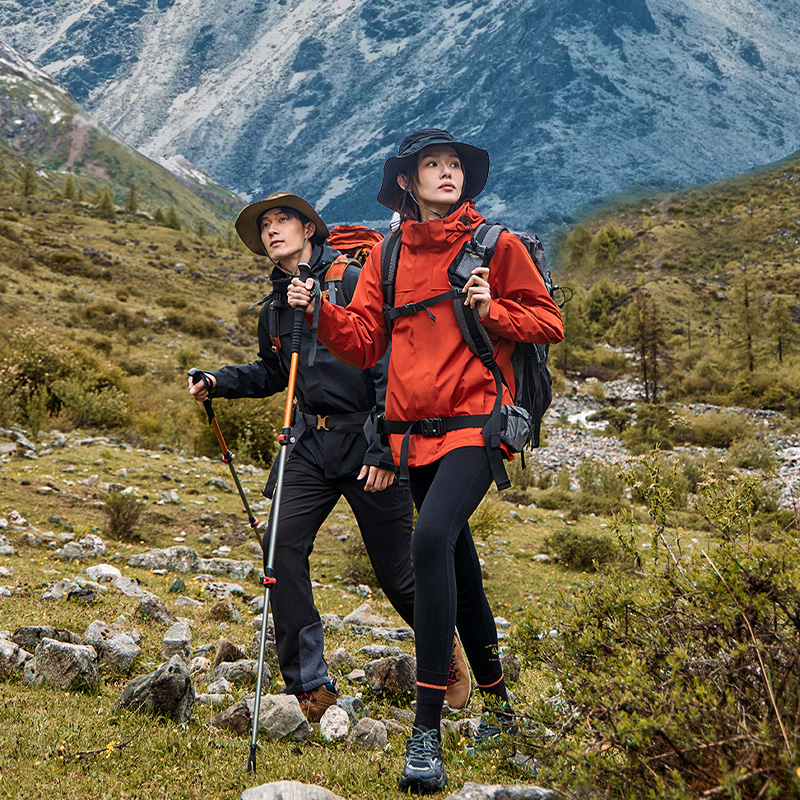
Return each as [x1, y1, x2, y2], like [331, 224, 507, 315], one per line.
[323, 254, 351, 306]
[380, 229, 403, 332]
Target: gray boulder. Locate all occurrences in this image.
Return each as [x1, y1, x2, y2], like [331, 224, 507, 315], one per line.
[33, 638, 99, 691]
[214, 637, 246, 667]
[207, 659, 270, 687]
[336, 696, 369, 724]
[0, 639, 33, 678]
[85, 564, 122, 583]
[12, 626, 79, 649]
[135, 591, 177, 625]
[326, 647, 355, 673]
[241, 782, 346, 800]
[320, 613, 344, 632]
[319, 705, 350, 741]
[41, 579, 80, 601]
[82, 620, 141, 673]
[444, 784, 560, 800]
[117, 655, 195, 722]
[56, 534, 106, 561]
[0, 534, 15, 556]
[363, 655, 417, 697]
[113, 575, 145, 597]
[127, 546, 201, 573]
[161, 620, 192, 661]
[211, 699, 251, 735]
[244, 693, 312, 741]
[343, 603, 392, 628]
[346, 717, 387, 751]
[197, 557, 255, 581]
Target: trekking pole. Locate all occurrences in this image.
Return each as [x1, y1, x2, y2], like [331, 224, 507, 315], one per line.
[187, 368, 260, 540]
[244, 264, 312, 773]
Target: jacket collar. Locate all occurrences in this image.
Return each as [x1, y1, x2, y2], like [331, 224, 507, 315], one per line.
[400, 201, 485, 248]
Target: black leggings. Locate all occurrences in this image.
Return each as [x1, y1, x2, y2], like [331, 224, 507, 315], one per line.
[408, 447, 503, 690]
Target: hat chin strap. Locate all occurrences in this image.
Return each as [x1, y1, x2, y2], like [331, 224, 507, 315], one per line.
[409, 190, 446, 220]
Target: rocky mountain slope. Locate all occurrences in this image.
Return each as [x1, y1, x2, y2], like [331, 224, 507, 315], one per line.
[0, 40, 241, 230]
[2, 0, 800, 230]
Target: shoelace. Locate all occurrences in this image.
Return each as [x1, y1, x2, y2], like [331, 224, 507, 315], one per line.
[446, 652, 458, 686]
[296, 691, 312, 703]
[475, 720, 502, 741]
[407, 729, 441, 761]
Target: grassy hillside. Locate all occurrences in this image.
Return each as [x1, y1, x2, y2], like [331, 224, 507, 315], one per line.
[551, 152, 800, 412]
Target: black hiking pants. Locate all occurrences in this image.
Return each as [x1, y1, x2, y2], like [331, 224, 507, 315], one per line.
[264, 452, 415, 694]
[408, 447, 503, 693]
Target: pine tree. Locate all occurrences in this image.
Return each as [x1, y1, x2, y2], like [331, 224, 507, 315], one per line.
[94, 187, 116, 221]
[728, 262, 759, 373]
[766, 296, 798, 364]
[165, 205, 181, 231]
[21, 163, 37, 197]
[126, 180, 137, 214]
[153, 207, 165, 225]
[76, 182, 85, 203]
[196, 219, 206, 238]
[63, 175, 75, 201]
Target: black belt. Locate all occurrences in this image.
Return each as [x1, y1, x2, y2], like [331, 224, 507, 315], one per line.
[299, 411, 371, 433]
[377, 414, 490, 483]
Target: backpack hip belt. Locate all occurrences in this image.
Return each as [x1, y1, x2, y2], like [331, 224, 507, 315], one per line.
[377, 414, 491, 484]
[298, 410, 371, 433]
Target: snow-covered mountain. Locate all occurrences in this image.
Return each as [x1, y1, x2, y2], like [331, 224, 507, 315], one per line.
[3, 0, 800, 230]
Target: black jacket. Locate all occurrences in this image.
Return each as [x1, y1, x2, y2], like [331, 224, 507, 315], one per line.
[210, 243, 394, 495]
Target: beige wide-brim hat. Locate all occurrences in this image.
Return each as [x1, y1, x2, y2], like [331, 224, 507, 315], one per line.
[234, 191, 329, 256]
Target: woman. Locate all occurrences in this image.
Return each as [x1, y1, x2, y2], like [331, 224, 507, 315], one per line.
[288, 130, 564, 793]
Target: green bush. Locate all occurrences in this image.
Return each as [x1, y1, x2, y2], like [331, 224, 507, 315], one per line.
[729, 436, 778, 471]
[469, 500, 503, 539]
[102, 490, 144, 542]
[543, 527, 630, 572]
[513, 466, 800, 799]
[621, 404, 683, 453]
[675, 409, 754, 448]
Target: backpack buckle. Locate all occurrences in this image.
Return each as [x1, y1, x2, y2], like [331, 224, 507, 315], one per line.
[419, 418, 445, 436]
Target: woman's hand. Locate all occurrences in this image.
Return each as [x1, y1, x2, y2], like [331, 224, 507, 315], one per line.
[188, 372, 216, 402]
[358, 465, 396, 492]
[463, 266, 491, 319]
[287, 277, 316, 314]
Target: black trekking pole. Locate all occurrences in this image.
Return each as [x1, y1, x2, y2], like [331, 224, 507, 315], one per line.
[188, 368, 261, 539]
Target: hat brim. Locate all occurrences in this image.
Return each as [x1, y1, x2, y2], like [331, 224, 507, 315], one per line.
[235, 192, 329, 256]
[377, 141, 489, 213]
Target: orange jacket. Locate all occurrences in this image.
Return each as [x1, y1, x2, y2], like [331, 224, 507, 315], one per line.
[313, 202, 564, 468]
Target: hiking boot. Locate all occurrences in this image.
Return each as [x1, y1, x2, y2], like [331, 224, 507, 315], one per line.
[398, 726, 447, 794]
[444, 635, 471, 710]
[296, 681, 338, 723]
[470, 707, 519, 750]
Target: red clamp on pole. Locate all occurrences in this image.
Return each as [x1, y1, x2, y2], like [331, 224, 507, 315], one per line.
[261, 575, 276, 587]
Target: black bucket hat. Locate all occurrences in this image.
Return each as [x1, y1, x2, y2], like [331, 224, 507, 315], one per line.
[235, 191, 329, 256]
[377, 128, 490, 213]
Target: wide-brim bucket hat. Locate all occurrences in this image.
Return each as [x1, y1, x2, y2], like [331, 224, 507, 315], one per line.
[235, 191, 329, 255]
[377, 128, 490, 213]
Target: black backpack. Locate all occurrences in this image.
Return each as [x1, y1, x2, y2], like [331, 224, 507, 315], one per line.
[379, 222, 569, 489]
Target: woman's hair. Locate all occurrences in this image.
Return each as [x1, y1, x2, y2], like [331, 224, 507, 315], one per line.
[256, 206, 311, 229]
[396, 158, 468, 222]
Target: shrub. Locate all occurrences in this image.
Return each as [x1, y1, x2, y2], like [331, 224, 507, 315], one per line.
[102, 490, 144, 542]
[621, 404, 683, 453]
[543, 527, 630, 572]
[675, 409, 754, 449]
[729, 436, 778, 471]
[514, 464, 800, 799]
[469, 500, 503, 539]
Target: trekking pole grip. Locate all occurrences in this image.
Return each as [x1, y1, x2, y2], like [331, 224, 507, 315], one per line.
[292, 263, 313, 355]
[188, 368, 215, 425]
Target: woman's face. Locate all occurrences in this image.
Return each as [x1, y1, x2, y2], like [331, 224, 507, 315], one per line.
[401, 146, 465, 219]
[259, 208, 313, 265]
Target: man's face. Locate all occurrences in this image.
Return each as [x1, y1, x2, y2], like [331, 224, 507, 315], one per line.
[259, 208, 311, 264]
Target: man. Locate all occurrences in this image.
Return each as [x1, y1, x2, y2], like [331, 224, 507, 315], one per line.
[189, 192, 470, 720]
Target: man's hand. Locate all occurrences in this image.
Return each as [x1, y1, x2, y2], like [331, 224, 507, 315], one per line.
[188, 372, 216, 403]
[287, 276, 316, 315]
[358, 465, 395, 492]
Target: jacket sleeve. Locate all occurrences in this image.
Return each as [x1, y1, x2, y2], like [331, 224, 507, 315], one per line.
[480, 232, 564, 344]
[312, 247, 390, 370]
[209, 305, 289, 399]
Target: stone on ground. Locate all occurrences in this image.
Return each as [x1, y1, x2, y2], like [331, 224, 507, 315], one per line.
[33, 638, 99, 691]
[240, 782, 346, 800]
[117, 654, 195, 722]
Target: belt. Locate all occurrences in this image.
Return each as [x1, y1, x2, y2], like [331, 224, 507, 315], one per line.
[298, 411, 371, 433]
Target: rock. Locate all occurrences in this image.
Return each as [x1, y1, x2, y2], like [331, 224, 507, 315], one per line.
[176, 595, 203, 608]
[207, 659, 270, 687]
[214, 637, 246, 667]
[244, 693, 312, 741]
[82, 620, 141, 673]
[0, 639, 33, 678]
[319, 704, 351, 741]
[326, 647, 356, 673]
[162, 620, 192, 661]
[384, 718, 405, 736]
[134, 592, 177, 625]
[85, 564, 122, 582]
[320, 613, 344, 632]
[209, 600, 243, 623]
[41, 579, 80, 601]
[188, 656, 212, 676]
[196, 692, 233, 708]
[206, 476, 233, 492]
[197, 558, 256, 581]
[113, 575, 145, 597]
[495, 617, 511, 629]
[33, 638, 98, 691]
[346, 717, 387, 750]
[12, 626, 79, 650]
[500, 652, 521, 684]
[241, 782, 346, 800]
[127, 546, 201, 573]
[356, 584, 372, 597]
[168, 577, 186, 593]
[56, 534, 106, 561]
[160, 490, 180, 504]
[370, 626, 415, 642]
[211, 699, 251, 735]
[363, 655, 416, 697]
[117, 655, 195, 722]
[207, 676, 233, 695]
[346, 668, 365, 683]
[336, 695, 369, 724]
[444, 783, 559, 800]
[0, 534, 15, 556]
[358, 644, 403, 659]
[343, 603, 392, 628]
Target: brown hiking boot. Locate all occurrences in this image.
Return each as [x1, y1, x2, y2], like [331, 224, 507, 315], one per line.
[444, 635, 471, 710]
[297, 682, 338, 722]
